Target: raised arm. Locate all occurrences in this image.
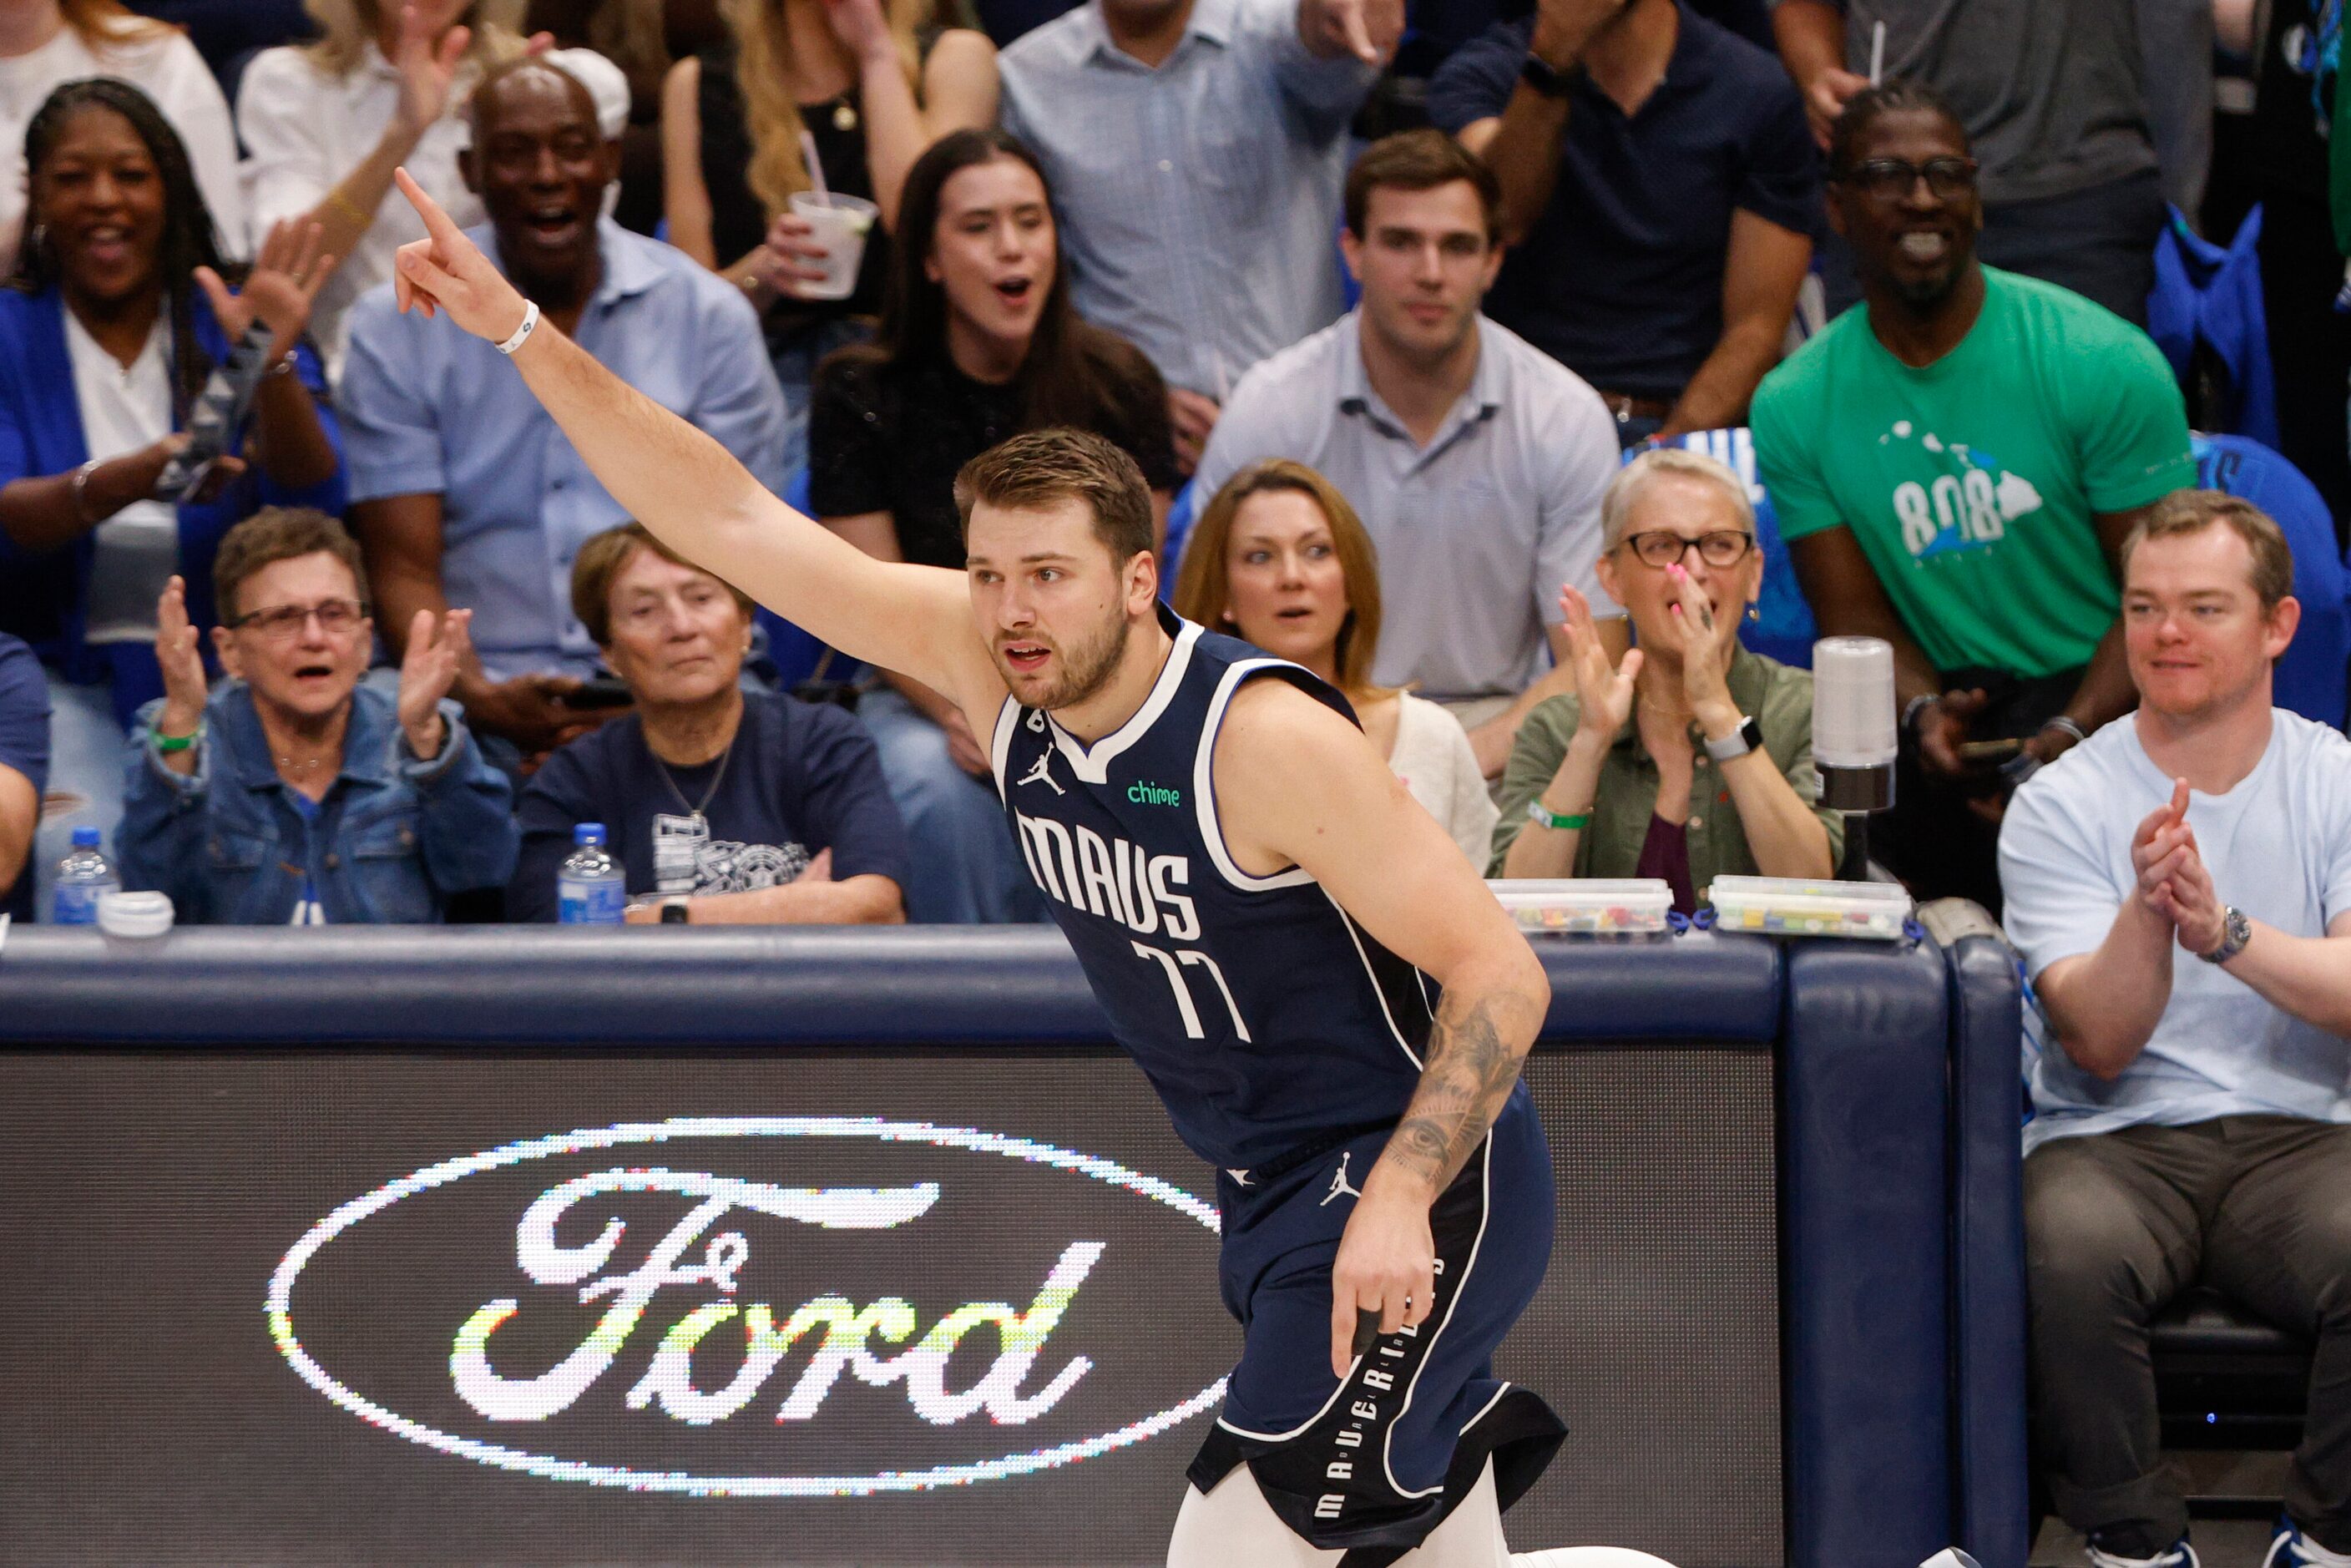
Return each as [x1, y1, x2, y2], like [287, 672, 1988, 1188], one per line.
[1215, 680, 1550, 1375]
[387, 169, 1004, 718]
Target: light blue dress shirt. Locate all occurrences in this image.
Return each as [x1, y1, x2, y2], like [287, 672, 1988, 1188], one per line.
[999, 0, 1373, 401]
[340, 219, 789, 680]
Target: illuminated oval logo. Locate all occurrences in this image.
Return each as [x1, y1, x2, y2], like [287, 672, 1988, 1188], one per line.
[269, 1117, 1226, 1495]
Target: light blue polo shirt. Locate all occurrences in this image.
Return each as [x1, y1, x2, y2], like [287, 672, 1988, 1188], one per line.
[340, 219, 789, 680]
[2000, 709, 2351, 1155]
[1190, 311, 1620, 701]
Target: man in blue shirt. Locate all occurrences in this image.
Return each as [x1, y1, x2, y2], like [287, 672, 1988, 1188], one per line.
[341, 58, 788, 766]
[2000, 493, 2351, 1568]
[999, 0, 1401, 473]
[1428, 0, 1820, 446]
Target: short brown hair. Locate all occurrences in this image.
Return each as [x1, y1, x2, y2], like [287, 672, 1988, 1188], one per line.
[1171, 459, 1396, 701]
[2120, 490, 2296, 609]
[570, 522, 756, 647]
[1345, 129, 1503, 245]
[955, 427, 1155, 564]
[211, 507, 369, 623]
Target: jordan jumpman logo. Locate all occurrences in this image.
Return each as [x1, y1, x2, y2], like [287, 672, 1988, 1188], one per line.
[1018, 751, 1064, 795]
[1321, 1151, 1363, 1206]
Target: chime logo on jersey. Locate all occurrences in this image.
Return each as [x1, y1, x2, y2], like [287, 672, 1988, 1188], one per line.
[1012, 810, 1201, 939]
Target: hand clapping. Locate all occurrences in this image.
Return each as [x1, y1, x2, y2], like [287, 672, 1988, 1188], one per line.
[2130, 778, 2227, 957]
[194, 218, 334, 366]
[397, 606, 471, 760]
[153, 574, 209, 740]
[1559, 582, 1642, 740]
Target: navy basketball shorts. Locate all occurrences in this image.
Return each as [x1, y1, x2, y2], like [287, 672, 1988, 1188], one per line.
[1186, 1082, 1566, 1566]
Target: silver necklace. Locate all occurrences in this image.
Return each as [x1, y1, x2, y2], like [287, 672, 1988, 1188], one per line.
[655, 732, 736, 823]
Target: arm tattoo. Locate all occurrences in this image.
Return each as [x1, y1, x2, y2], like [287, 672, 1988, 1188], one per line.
[1377, 989, 1531, 1193]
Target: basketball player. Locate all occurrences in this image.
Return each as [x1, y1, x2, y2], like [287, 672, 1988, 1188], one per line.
[388, 169, 1565, 1566]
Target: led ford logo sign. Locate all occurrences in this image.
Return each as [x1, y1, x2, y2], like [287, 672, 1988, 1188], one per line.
[267, 1117, 1226, 1495]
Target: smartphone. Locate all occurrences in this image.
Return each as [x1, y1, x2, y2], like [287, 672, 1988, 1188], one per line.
[1957, 737, 2025, 763]
[563, 677, 635, 710]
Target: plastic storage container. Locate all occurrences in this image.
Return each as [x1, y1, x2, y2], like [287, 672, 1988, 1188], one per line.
[1487, 878, 1675, 936]
[1706, 875, 1913, 939]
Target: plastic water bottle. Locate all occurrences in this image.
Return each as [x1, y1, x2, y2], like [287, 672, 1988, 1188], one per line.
[53, 826, 119, 926]
[557, 822, 626, 925]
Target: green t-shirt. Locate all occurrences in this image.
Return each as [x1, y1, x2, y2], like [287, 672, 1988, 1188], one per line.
[1751, 266, 2194, 678]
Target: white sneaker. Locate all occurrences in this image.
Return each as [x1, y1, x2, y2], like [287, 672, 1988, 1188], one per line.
[2265, 1516, 2351, 1568]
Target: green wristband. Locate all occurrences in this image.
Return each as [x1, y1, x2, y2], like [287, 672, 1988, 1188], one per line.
[1526, 798, 1590, 832]
[153, 723, 202, 754]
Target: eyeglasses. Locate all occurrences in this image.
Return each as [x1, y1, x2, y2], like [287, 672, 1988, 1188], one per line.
[1837, 156, 1979, 200]
[227, 598, 369, 639]
[1617, 530, 1755, 569]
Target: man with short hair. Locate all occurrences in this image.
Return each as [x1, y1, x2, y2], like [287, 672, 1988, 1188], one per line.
[1770, 0, 2167, 325]
[389, 166, 1570, 1565]
[2000, 491, 2351, 1568]
[341, 58, 789, 765]
[509, 524, 909, 924]
[1751, 83, 2194, 911]
[1192, 128, 1622, 777]
[998, 0, 1403, 473]
[1428, 0, 1821, 444]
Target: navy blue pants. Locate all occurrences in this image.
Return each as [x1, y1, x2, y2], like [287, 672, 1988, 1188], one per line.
[1188, 1085, 1566, 1565]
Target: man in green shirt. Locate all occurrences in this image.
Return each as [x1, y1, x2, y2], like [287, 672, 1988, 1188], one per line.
[1752, 80, 2194, 912]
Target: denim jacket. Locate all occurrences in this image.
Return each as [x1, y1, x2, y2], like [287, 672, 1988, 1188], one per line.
[118, 680, 517, 923]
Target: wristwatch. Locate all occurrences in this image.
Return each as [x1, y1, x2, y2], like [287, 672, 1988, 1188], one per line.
[2197, 904, 2251, 964]
[1703, 714, 1763, 764]
[1519, 53, 1585, 99]
[660, 897, 691, 924]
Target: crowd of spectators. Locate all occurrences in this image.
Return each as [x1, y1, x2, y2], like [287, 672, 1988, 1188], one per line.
[0, 8, 2348, 1556]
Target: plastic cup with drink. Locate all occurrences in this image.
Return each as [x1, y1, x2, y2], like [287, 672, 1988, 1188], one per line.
[787, 190, 878, 301]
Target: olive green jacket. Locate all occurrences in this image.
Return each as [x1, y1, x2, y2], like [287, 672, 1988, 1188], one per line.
[1487, 649, 1844, 887]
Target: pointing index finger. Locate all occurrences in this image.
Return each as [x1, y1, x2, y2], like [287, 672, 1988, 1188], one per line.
[393, 166, 465, 245]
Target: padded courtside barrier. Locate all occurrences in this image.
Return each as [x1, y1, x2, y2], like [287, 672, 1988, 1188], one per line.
[1935, 917, 2033, 1568]
[1780, 937, 1954, 1568]
[0, 923, 2025, 1565]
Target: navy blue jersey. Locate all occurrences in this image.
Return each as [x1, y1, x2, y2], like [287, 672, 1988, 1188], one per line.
[990, 608, 1434, 1171]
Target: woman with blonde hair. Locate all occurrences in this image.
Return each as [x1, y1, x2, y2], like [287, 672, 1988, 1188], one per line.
[235, 0, 628, 377]
[660, 0, 996, 471]
[1174, 458, 1498, 867]
[1492, 448, 1838, 911]
[0, 0, 245, 268]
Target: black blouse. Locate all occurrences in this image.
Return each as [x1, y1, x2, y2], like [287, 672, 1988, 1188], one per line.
[808, 350, 1179, 569]
[695, 39, 892, 332]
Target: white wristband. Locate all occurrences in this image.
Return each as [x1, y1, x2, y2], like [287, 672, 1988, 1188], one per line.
[493, 299, 539, 357]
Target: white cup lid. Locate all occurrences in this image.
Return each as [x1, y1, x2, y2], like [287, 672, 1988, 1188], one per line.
[96, 889, 174, 938]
